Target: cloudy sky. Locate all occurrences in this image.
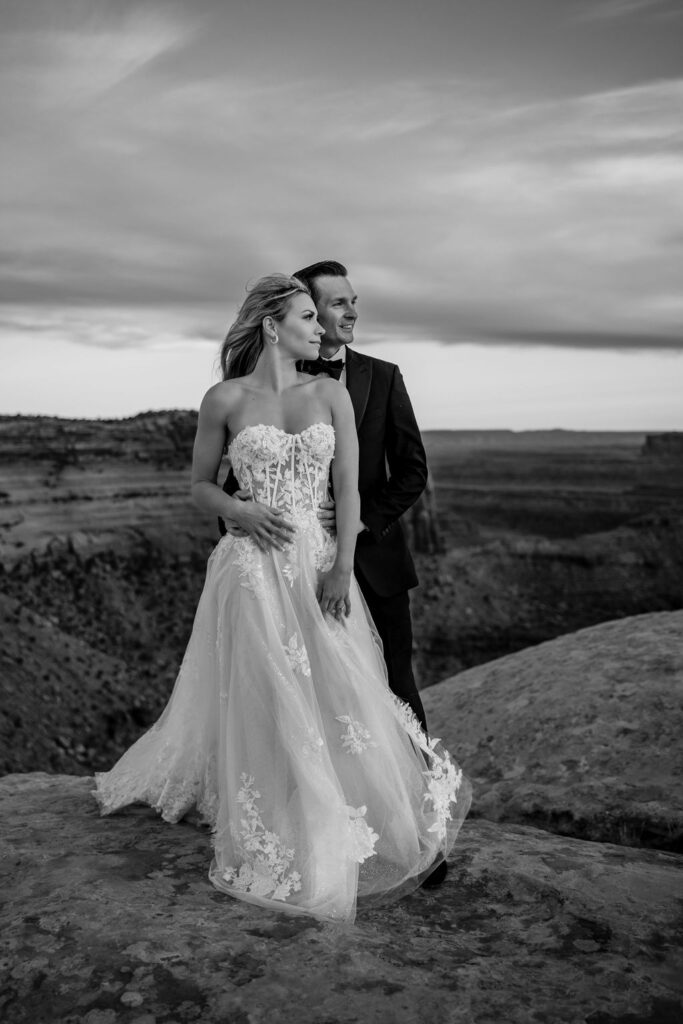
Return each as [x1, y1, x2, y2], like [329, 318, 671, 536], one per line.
[1, 0, 681, 428]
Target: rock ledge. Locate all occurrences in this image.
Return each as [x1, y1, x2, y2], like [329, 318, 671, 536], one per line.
[1, 773, 681, 1024]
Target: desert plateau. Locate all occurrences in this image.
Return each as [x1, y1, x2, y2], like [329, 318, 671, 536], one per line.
[1, 413, 681, 787]
[1, 414, 682, 1023]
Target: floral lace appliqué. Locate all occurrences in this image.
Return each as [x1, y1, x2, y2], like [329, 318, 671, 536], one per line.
[228, 423, 334, 520]
[281, 555, 300, 587]
[302, 730, 324, 761]
[233, 538, 267, 598]
[227, 424, 336, 588]
[336, 715, 378, 755]
[284, 634, 311, 677]
[383, 690, 464, 841]
[223, 774, 302, 902]
[347, 805, 379, 863]
[424, 752, 463, 842]
[385, 690, 425, 744]
[314, 530, 337, 573]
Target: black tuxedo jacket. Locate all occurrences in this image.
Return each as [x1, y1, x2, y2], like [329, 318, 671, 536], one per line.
[343, 348, 427, 597]
[219, 348, 428, 598]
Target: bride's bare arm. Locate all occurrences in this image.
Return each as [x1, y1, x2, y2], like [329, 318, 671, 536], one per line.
[190, 386, 295, 551]
[317, 382, 359, 618]
[330, 385, 360, 568]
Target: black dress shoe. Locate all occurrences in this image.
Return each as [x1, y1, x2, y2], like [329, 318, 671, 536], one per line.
[421, 860, 448, 888]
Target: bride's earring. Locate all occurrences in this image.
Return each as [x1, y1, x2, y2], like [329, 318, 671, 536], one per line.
[268, 332, 279, 345]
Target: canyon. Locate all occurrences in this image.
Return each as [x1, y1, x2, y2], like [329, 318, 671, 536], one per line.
[1, 413, 682, 783]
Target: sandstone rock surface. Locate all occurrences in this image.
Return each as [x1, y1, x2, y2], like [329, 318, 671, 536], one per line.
[1, 774, 681, 1024]
[423, 611, 683, 850]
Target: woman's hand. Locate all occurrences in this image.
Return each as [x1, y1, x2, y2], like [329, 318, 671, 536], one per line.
[317, 565, 352, 621]
[231, 496, 296, 552]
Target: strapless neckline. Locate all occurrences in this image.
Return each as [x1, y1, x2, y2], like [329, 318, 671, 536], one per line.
[228, 421, 333, 455]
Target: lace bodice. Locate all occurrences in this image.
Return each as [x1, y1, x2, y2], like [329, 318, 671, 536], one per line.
[228, 422, 334, 516]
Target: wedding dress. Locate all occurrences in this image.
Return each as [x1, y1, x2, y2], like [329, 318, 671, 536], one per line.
[94, 422, 471, 922]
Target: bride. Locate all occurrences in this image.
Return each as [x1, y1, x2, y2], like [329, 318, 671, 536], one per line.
[94, 274, 471, 923]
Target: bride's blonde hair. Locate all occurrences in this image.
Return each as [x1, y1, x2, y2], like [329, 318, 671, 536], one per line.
[220, 274, 310, 380]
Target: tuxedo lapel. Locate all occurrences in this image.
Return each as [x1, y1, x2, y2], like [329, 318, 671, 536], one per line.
[345, 349, 372, 429]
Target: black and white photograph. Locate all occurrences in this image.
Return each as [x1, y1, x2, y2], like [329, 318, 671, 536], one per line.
[1, 1, 682, 1021]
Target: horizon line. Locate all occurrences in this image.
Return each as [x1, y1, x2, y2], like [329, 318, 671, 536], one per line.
[0, 410, 678, 435]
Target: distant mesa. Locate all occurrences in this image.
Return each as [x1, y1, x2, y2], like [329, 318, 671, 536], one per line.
[642, 431, 683, 458]
[0, 410, 199, 467]
[639, 431, 683, 493]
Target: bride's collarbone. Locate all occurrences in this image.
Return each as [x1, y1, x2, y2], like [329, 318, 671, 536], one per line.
[225, 391, 334, 445]
[229, 395, 329, 430]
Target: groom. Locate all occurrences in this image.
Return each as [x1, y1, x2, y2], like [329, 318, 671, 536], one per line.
[292, 260, 429, 734]
[219, 260, 429, 733]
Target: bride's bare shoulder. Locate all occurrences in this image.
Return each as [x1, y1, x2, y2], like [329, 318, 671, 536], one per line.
[199, 379, 246, 418]
[308, 375, 348, 403]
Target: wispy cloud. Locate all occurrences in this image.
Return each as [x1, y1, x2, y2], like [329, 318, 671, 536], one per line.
[0, 5, 681, 352]
[0, 304, 219, 349]
[577, 0, 683, 20]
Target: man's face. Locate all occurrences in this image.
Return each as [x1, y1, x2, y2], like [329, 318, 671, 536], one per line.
[313, 275, 358, 356]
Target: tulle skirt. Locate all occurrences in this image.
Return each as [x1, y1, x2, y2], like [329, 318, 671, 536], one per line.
[94, 515, 471, 922]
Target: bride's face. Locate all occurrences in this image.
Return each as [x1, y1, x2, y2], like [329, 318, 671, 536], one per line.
[275, 293, 323, 359]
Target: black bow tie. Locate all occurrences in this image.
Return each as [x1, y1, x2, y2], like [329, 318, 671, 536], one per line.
[300, 357, 344, 381]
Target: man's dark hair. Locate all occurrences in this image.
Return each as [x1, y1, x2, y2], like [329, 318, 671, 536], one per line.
[293, 260, 348, 302]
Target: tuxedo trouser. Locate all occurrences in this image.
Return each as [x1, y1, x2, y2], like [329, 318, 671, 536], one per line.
[354, 574, 428, 734]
